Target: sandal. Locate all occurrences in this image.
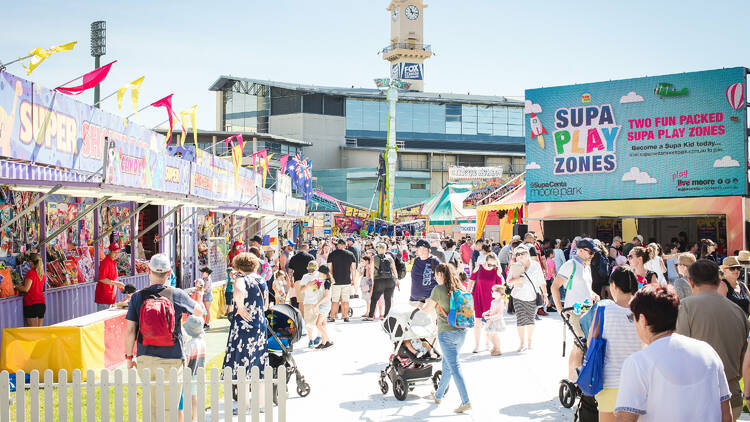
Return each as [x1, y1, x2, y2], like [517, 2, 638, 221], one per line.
[362, 317, 373, 321]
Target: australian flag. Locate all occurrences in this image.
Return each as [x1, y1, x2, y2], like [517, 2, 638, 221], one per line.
[282, 154, 313, 202]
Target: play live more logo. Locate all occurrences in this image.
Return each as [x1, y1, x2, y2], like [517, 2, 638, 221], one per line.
[552, 104, 621, 175]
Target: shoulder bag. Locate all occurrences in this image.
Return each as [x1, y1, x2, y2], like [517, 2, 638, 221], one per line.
[578, 306, 606, 396]
[524, 272, 545, 307]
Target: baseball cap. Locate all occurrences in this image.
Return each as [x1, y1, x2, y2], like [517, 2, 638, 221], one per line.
[307, 260, 318, 270]
[347, 237, 355, 242]
[415, 239, 430, 249]
[285, 240, 295, 247]
[149, 253, 172, 273]
[251, 235, 263, 244]
[511, 235, 521, 242]
[318, 264, 330, 275]
[109, 242, 122, 252]
[634, 235, 644, 243]
[336, 238, 346, 245]
[233, 240, 244, 248]
[183, 315, 204, 338]
[576, 239, 596, 252]
[513, 244, 530, 255]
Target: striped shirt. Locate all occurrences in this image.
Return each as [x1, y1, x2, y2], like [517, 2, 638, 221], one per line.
[598, 300, 642, 389]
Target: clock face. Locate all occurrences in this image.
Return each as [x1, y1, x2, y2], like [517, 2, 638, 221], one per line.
[392, 6, 399, 21]
[405, 4, 419, 20]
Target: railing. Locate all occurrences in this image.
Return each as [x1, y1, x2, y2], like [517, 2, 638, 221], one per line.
[0, 366, 286, 422]
[381, 43, 432, 54]
[399, 160, 429, 171]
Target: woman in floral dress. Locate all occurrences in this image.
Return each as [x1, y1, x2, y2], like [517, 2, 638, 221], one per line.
[223, 252, 269, 413]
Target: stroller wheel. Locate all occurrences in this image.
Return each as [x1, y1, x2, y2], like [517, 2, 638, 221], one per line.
[559, 380, 577, 408]
[393, 377, 408, 401]
[348, 308, 354, 318]
[297, 382, 311, 397]
[379, 371, 389, 395]
[378, 378, 389, 395]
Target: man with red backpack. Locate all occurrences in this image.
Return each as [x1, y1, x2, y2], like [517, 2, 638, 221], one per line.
[124, 253, 204, 421]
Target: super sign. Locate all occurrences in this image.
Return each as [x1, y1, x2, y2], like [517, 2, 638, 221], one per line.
[552, 104, 621, 175]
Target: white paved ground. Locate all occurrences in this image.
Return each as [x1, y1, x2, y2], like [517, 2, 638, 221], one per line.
[209, 274, 750, 421]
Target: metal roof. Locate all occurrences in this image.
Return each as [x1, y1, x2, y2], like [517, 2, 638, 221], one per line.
[209, 76, 524, 107]
[154, 128, 311, 146]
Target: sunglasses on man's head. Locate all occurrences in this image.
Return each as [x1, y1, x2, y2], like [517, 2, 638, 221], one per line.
[626, 313, 635, 323]
[514, 251, 529, 257]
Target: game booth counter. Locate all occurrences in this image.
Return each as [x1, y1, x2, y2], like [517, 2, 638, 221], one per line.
[475, 182, 528, 243]
[421, 183, 477, 236]
[0, 71, 287, 377]
[521, 67, 748, 252]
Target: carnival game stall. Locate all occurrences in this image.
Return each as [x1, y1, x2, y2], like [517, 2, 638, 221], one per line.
[421, 183, 476, 236]
[476, 183, 528, 243]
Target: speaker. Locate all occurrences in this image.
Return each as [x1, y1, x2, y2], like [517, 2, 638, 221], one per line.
[513, 224, 529, 237]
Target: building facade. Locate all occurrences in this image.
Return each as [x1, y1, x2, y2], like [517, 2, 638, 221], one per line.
[208, 77, 526, 208]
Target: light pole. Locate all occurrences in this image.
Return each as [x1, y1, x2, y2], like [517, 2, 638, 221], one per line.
[374, 78, 409, 221]
[90, 21, 106, 108]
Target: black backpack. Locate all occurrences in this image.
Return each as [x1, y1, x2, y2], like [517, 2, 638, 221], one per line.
[374, 254, 394, 279]
[574, 394, 599, 422]
[388, 252, 407, 280]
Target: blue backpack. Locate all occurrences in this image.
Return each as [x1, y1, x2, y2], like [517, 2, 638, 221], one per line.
[438, 289, 475, 329]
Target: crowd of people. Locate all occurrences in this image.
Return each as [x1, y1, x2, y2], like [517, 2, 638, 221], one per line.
[96, 226, 750, 420]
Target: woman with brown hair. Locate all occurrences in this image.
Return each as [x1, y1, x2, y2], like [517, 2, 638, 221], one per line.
[15, 253, 46, 326]
[222, 252, 269, 414]
[627, 246, 659, 288]
[421, 263, 472, 413]
[699, 238, 719, 263]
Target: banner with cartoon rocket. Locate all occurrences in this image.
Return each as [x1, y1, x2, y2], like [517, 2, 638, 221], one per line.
[524, 67, 747, 202]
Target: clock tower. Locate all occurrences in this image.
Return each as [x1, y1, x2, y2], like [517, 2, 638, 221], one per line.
[383, 0, 432, 92]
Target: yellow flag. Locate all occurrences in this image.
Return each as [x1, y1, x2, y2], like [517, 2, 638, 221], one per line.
[117, 76, 145, 111]
[23, 41, 77, 75]
[178, 105, 198, 148]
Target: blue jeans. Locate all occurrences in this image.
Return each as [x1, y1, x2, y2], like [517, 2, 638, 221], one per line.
[436, 329, 470, 405]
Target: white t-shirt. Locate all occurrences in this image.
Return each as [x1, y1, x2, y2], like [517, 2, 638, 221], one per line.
[596, 300, 643, 389]
[645, 257, 667, 286]
[511, 261, 544, 302]
[557, 258, 593, 308]
[615, 334, 730, 422]
[299, 272, 323, 305]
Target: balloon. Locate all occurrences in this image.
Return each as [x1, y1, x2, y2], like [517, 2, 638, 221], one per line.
[726, 83, 744, 111]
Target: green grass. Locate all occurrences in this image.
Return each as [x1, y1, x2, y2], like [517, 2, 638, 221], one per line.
[8, 353, 228, 421]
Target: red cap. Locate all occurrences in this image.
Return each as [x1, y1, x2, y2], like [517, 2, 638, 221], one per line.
[233, 240, 244, 248]
[109, 242, 122, 252]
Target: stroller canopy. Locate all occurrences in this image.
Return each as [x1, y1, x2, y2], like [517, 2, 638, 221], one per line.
[267, 303, 304, 344]
[382, 304, 437, 341]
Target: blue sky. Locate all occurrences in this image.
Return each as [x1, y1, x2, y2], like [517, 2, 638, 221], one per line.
[2, 0, 748, 130]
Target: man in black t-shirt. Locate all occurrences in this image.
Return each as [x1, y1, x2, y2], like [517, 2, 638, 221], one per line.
[287, 243, 315, 309]
[327, 238, 356, 322]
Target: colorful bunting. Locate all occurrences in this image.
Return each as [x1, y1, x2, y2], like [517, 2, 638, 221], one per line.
[179, 105, 198, 148]
[117, 76, 145, 124]
[224, 134, 244, 186]
[22, 41, 77, 75]
[55, 61, 116, 95]
[150, 94, 176, 145]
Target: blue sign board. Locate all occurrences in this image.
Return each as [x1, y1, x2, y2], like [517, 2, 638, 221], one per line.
[391, 62, 423, 80]
[524, 67, 747, 202]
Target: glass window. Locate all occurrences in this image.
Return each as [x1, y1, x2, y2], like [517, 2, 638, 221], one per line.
[477, 106, 492, 135]
[445, 104, 461, 122]
[379, 101, 388, 132]
[446, 121, 461, 134]
[412, 103, 429, 133]
[281, 144, 289, 155]
[396, 102, 413, 132]
[428, 104, 445, 133]
[508, 124, 523, 137]
[303, 94, 323, 114]
[508, 108, 523, 124]
[492, 106, 508, 123]
[410, 183, 426, 190]
[363, 100, 381, 131]
[493, 122, 508, 136]
[346, 99, 363, 131]
[462, 105, 477, 135]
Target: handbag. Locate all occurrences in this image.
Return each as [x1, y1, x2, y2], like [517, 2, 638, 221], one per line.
[524, 273, 545, 307]
[577, 306, 606, 396]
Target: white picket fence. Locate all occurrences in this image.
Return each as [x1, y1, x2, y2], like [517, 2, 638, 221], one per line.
[0, 365, 286, 422]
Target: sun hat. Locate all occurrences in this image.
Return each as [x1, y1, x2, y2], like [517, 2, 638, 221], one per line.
[721, 256, 742, 270]
[183, 315, 205, 338]
[737, 250, 750, 264]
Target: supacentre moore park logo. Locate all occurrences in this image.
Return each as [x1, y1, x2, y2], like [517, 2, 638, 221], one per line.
[551, 104, 621, 175]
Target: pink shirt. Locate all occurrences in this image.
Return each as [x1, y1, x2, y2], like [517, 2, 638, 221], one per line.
[545, 258, 557, 280]
[460, 243, 473, 264]
[485, 298, 504, 321]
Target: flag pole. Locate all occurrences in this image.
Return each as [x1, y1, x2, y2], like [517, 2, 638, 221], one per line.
[0, 54, 34, 72]
[126, 103, 153, 119]
[92, 89, 118, 106]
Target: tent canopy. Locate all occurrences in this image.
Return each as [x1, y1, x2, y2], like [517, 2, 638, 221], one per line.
[476, 183, 526, 239]
[422, 183, 476, 225]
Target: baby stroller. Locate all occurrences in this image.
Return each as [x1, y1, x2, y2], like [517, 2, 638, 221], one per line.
[266, 304, 311, 402]
[558, 305, 599, 422]
[378, 305, 443, 401]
